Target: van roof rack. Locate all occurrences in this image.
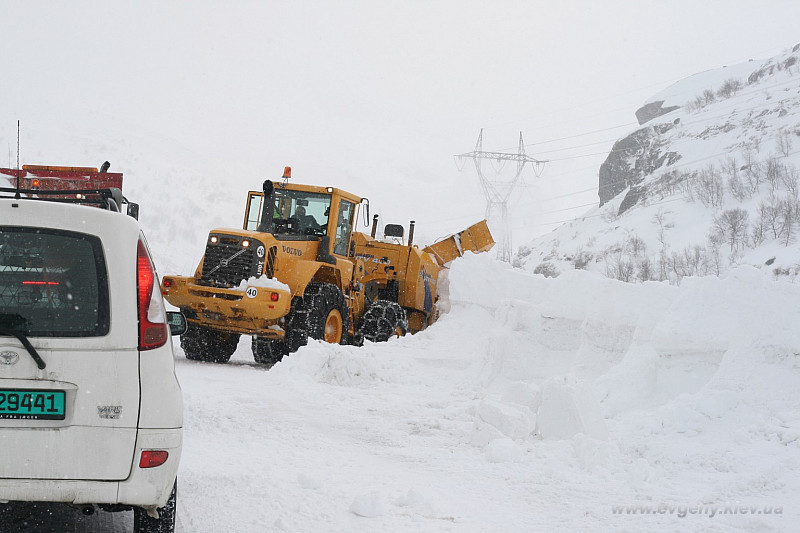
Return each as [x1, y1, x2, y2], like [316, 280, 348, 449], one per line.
[0, 187, 139, 219]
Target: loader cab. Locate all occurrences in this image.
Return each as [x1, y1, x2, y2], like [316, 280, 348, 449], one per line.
[245, 189, 330, 237]
[244, 183, 363, 258]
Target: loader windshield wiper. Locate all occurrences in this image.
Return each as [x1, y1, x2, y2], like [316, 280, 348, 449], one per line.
[0, 326, 47, 369]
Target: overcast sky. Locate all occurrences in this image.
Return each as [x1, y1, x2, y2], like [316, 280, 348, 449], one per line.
[3, 1, 800, 245]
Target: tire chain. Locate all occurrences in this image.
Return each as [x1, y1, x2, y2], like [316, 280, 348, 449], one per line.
[360, 300, 408, 343]
[181, 324, 238, 363]
[286, 283, 349, 352]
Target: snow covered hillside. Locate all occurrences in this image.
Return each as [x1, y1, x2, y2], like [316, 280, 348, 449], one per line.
[515, 44, 800, 284]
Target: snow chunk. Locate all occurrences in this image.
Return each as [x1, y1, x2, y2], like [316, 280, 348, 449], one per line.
[297, 472, 323, 490]
[500, 381, 542, 411]
[472, 398, 534, 444]
[571, 433, 611, 472]
[350, 491, 387, 517]
[235, 275, 290, 293]
[485, 438, 522, 463]
[393, 489, 436, 516]
[536, 377, 609, 440]
[394, 488, 427, 508]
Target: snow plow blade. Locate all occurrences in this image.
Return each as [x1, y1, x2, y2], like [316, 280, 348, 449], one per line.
[422, 220, 495, 266]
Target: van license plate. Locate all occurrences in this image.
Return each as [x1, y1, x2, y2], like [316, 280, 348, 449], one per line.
[0, 389, 66, 420]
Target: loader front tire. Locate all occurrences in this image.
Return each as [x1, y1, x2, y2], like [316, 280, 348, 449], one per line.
[286, 283, 349, 353]
[181, 323, 239, 363]
[252, 338, 289, 365]
[359, 300, 408, 343]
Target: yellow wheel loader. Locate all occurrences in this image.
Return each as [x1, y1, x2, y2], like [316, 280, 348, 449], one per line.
[161, 167, 494, 364]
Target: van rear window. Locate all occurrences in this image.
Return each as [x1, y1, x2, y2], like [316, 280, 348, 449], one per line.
[0, 227, 110, 337]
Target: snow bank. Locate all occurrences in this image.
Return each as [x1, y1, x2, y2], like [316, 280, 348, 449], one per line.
[173, 246, 800, 531]
[444, 253, 800, 525]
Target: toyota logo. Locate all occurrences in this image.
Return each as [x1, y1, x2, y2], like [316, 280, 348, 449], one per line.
[0, 351, 19, 365]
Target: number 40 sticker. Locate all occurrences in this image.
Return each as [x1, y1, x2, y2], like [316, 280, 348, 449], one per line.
[245, 287, 258, 298]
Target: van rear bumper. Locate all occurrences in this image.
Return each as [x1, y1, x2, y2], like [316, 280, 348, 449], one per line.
[0, 428, 181, 509]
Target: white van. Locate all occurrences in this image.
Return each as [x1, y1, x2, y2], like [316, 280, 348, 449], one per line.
[0, 187, 184, 532]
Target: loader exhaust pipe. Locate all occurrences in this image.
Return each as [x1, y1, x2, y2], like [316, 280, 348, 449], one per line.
[256, 179, 275, 233]
[408, 220, 415, 247]
[371, 214, 379, 238]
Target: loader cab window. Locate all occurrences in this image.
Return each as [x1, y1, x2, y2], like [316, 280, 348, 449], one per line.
[333, 200, 355, 255]
[245, 194, 262, 231]
[273, 190, 331, 237]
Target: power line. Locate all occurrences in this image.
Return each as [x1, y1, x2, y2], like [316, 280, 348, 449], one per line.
[460, 61, 800, 242]
[513, 89, 800, 206]
[506, 80, 800, 158]
[527, 145, 800, 230]
[532, 89, 800, 166]
[431, 143, 796, 231]
[489, 70, 800, 156]
[520, 122, 637, 147]
[482, 71, 709, 138]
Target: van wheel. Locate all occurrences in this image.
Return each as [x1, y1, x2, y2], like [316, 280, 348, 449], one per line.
[181, 324, 239, 363]
[359, 300, 408, 343]
[286, 283, 349, 353]
[134, 480, 176, 533]
[252, 338, 288, 365]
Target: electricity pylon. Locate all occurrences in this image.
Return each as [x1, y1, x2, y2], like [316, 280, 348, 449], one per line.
[455, 129, 546, 262]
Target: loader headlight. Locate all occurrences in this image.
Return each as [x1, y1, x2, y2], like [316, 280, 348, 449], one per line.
[209, 236, 218, 244]
[242, 239, 250, 248]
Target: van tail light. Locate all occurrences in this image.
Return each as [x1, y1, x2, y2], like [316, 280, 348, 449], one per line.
[137, 239, 168, 350]
[139, 450, 169, 468]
